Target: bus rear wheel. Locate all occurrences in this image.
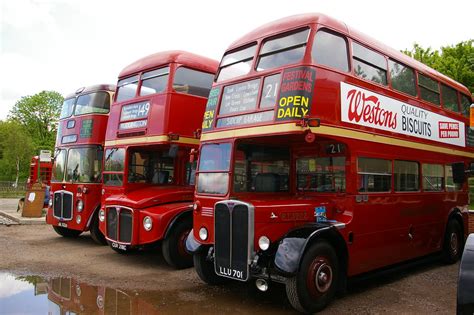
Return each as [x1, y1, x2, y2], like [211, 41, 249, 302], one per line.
[442, 219, 462, 264]
[89, 211, 107, 245]
[193, 247, 229, 285]
[286, 241, 338, 313]
[53, 226, 82, 238]
[162, 217, 193, 269]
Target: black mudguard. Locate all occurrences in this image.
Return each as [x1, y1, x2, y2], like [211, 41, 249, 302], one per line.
[458, 233, 474, 314]
[185, 229, 202, 254]
[274, 222, 344, 275]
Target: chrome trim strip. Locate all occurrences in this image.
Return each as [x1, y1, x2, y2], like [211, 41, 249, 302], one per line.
[52, 190, 74, 221]
[104, 205, 134, 245]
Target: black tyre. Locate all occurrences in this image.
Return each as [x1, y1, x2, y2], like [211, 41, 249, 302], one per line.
[193, 247, 229, 285]
[162, 217, 193, 269]
[53, 225, 82, 238]
[89, 210, 107, 245]
[442, 219, 463, 264]
[286, 241, 338, 313]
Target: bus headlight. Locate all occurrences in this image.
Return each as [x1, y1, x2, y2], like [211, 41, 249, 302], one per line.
[143, 216, 153, 231]
[76, 215, 82, 224]
[77, 200, 84, 212]
[99, 209, 105, 222]
[258, 236, 270, 251]
[48, 198, 53, 207]
[199, 227, 208, 241]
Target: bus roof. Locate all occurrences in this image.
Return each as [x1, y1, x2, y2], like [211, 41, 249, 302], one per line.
[228, 13, 471, 96]
[119, 50, 219, 79]
[64, 84, 116, 99]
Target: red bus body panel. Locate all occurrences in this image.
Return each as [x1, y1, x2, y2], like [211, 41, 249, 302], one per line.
[46, 84, 114, 232]
[192, 13, 473, 278]
[99, 51, 218, 248]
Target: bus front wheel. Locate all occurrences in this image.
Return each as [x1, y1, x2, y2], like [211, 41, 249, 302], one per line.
[162, 217, 193, 269]
[193, 247, 229, 285]
[286, 241, 338, 313]
[89, 210, 107, 245]
[53, 226, 82, 238]
[442, 219, 463, 264]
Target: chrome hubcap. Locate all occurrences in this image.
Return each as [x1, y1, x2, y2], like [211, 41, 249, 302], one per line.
[450, 233, 458, 255]
[315, 263, 332, 293]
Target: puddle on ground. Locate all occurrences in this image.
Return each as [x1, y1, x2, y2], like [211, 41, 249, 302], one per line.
[0, 272, 294, 314]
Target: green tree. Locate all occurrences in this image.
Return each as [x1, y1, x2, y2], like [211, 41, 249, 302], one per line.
[0, 121, 34, 183]
[402, 40, 473, 93]
[8, 90, 63, 151]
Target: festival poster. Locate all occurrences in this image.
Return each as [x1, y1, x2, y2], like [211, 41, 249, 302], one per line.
[276, 66, 316, 121]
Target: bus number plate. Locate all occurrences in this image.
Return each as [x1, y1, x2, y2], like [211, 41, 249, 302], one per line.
[58, 222, 67, 228]
[216, 266, 247, 281]
[111, 242, 127, 251]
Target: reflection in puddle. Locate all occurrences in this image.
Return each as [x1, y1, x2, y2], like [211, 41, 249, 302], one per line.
[0, 272, 293, 314]
[0, 273, 169, 314]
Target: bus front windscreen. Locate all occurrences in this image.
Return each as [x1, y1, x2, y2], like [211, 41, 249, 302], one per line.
[197, 143, 232, 194]
[52, 149, 67, 182]
[66, 147, 103, 183]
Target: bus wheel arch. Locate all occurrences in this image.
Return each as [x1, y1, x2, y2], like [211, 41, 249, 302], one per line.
[162, 210, 193, 269]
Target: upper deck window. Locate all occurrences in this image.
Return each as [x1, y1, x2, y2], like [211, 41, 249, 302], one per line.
[139, 67, 169, 96]
[352, 42, 387, 85]
[173, 67, 214, 97]
[75, 92, 110, 115]
[217, 44, 257, 82]
[116, 75, 139, 103]
[60, 98, 75, 119]
[312, 30, 349, 72]
[441, 84, 459, 112]
[389, 60, 416, 96]
[418, 73, 440, 106]
[256, 28, 309, 72]
[460, 94, 471, 117]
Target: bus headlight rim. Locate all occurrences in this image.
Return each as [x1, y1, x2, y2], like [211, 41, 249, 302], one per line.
[199, 227, 208, 241]
[98, 209, 105, 222]
[258, 235, 270, 251]
[143, 216, 153, 231]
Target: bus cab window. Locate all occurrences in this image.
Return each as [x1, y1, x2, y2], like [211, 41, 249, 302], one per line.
[233, 144, 289, 193]
[296, 157, 346, 192]
[358, 157, 391, 192]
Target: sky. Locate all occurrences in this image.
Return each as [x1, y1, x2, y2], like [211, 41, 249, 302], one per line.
[0, 0, 472, 120]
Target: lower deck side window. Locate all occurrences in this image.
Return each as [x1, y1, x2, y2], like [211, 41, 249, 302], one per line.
[358, 157, 391, 192]
[422, 163, 444, 191]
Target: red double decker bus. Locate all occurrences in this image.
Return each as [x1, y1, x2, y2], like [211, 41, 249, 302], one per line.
[98, 51, 218, 268]
[186, 14, 474, 312]
[47, 84, 115, 244]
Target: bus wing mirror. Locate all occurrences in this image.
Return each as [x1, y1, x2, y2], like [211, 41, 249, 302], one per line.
[452, 162, 467, 184]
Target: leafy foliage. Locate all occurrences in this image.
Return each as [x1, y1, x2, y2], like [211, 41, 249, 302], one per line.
[0, 121, 34, 181]
[402, 40, 474, 93]
[8, 90, 63, 151]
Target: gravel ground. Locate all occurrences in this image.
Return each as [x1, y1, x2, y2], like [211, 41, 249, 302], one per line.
[0, 216, 16, 225]
[0, 224, 460, 314]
